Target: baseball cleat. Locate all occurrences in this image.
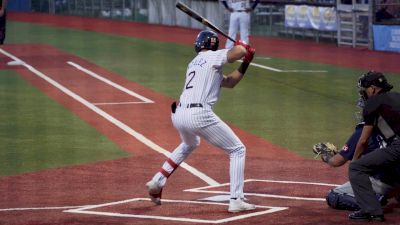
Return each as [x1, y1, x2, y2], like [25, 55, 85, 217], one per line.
[228, 198, 256, 213]
[146, 180, 163, 205]
[349, 210, 385, 222]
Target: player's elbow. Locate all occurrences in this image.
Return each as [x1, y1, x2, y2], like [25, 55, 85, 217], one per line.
[221, 76, 236, 88]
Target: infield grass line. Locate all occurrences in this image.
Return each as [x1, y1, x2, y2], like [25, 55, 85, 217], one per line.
[67, 61, 154, 103]
[241, 60, 328, 73]
[0, 48, 219, 187]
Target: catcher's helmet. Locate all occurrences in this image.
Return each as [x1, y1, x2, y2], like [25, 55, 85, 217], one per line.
[194, 30, 219, 53]
[358, 71, 393, 92]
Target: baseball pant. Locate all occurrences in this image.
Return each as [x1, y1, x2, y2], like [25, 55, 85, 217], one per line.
[225, 12, 250, 49]
[334, 178, 393, 197]
[153, 106, 246, 199]
[349, 139, 400, 215]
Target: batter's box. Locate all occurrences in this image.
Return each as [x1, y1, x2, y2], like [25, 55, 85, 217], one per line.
[64, 198, 287, 224]
[185, 179, 339, 201]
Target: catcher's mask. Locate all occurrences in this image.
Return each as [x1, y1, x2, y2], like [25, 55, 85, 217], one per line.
[357, 71, 393, 101]
[194, 30, 219, 53]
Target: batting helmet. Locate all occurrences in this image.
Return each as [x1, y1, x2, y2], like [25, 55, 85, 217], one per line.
[194, 30, 219, 53]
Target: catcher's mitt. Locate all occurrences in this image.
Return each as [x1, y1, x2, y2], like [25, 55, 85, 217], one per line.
[312, 142, 338, 163]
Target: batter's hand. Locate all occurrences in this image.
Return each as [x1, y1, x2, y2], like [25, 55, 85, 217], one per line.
[243, 47, 255, 63]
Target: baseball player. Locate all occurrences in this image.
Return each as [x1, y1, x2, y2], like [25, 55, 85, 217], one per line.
[222, 0, 259, 49]
[146, 30, 256, 213]
[0, 0, 7, 45]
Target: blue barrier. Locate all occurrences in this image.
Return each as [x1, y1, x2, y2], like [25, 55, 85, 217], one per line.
[373, 25, 400, 53]
[8, 0, 31, 12]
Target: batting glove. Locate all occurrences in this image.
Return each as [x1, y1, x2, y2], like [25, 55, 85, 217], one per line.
[235, 40, 250, 50]
[243, 47, 255, 64]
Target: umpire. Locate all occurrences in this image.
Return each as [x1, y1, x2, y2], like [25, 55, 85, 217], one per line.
[349, 71, 400, 222]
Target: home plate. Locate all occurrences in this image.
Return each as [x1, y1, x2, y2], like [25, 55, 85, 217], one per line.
[197, 195, 250, 202]
[7, 60, 24, 66]
[198, 195, 230, 202]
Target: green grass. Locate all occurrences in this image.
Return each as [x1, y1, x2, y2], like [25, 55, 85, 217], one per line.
[0, 70, 129, 176]
[3, 20, 400, 170]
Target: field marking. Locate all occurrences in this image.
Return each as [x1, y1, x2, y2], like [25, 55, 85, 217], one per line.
[0, 49, 219, 187]
[0, 205, 93, 212]
[64, 198, 288, 224]
[254, 56, 271, 60]
[185, 179, 339, 201]
[248, 61, 282, 72]
[93, 101, 153, 106]
[242, 60, 328, 73]
[247, 179, 339, 186]
[281, 70, 329, 73]
[67, 61, 154, 103]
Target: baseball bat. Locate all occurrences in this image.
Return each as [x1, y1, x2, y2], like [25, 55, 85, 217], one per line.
[176, 1, 236, 43]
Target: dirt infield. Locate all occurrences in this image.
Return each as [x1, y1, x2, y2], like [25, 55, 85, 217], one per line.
[1, 13, 400, 225]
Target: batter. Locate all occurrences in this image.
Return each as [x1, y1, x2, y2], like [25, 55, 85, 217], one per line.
[146, 30, 256, 213]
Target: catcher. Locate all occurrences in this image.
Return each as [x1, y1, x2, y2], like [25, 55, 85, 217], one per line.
[313, 101, 400, 210]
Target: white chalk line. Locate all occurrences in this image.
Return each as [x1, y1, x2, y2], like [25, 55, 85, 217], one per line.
[0, 178, 340, 222]
[184, 179, 339, 201]
[0, 48, 219, 188]
[0, 205, 94, 212]
[93, 101, 153, 106]
[241, 60, 328, 73]
[64, 198, 288, 224]
[67, 61, 154, 103]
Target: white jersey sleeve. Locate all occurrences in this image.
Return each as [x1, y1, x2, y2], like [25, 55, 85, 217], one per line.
[179, 49, 229, 107]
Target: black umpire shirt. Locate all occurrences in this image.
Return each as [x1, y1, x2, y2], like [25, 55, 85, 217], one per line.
[363, 92, 400, 143]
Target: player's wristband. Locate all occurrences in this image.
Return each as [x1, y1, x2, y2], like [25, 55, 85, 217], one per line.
[238, 62, 249, 74]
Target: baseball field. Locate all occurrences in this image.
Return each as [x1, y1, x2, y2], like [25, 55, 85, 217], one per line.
[0, 12, 399, 225]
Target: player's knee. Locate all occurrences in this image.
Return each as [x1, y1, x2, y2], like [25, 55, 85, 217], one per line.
[183, 140, 200, 152]
[230, 145, 246, 156]
[325, 190, 360, 211]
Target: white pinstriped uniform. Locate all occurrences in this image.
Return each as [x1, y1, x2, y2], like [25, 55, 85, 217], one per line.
[229, 0, 251, 11]
[224, 0, 252, 48]
[152, 49, 246, 199]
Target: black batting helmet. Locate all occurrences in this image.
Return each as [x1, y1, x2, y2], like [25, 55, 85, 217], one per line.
[194, 30, 219, 53]
[358, 71, 393, 92]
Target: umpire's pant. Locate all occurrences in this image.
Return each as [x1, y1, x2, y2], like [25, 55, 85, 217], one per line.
[349, 139, 400, 215]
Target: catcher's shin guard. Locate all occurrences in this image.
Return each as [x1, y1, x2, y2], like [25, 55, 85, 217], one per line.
[326, 190, 360, 211]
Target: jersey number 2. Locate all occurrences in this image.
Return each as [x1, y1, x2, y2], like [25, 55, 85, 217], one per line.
[185, 71, 195, 89]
